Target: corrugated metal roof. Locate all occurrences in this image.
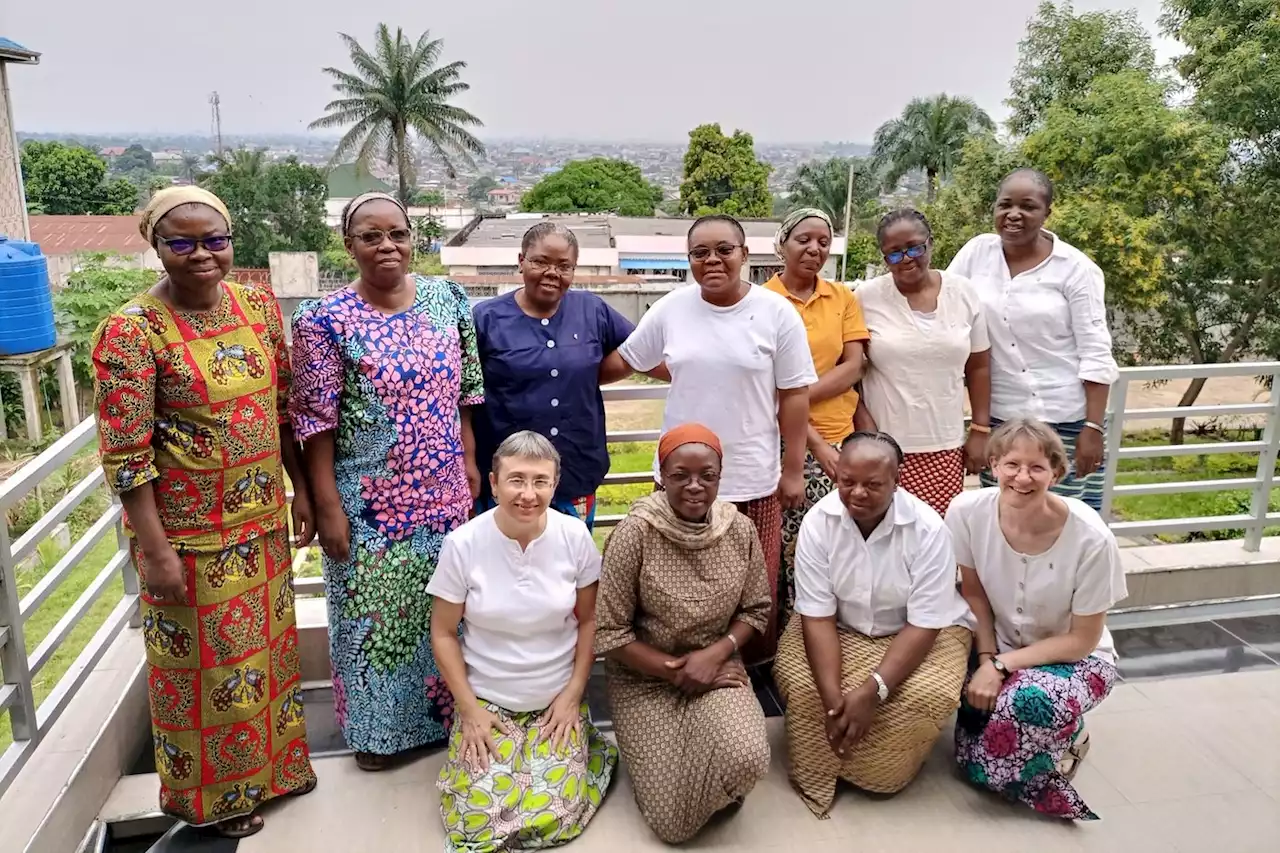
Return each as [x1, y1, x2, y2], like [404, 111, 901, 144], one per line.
[29, 216, 149, 255]
[0, 37, 40, 63]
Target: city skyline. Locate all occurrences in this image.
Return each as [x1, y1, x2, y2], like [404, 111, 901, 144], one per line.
[2, 0, 1177, 142]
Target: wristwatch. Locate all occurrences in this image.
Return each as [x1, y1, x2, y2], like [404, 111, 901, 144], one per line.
[990, 658, 1011, 680]
[871, 671, 889, 703]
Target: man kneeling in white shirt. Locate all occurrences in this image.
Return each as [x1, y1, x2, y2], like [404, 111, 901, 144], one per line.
[774, 431, 973, 817]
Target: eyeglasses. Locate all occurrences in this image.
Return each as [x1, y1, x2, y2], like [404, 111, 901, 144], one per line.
[525, 259, 576, 275]
[504, 476, 555, 491]
[157, 235, 233, 255]
[883, 244, 928, 265]
[688, 244, 743, 262]
[664, 471, 720, 487]
[353, 228, 413, 246]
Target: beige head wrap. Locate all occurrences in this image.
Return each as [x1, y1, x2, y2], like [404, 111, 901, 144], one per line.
[774, 207, 834, 258]
[342, 191, 409, 234]
[139, 186, 232, 245]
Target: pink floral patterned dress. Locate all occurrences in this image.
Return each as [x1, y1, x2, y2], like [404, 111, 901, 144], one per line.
[289, 276, 483, 754]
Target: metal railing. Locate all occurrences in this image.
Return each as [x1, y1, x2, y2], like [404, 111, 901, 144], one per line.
[6, 360, 1280, 797]
[0, 418, 139, 798]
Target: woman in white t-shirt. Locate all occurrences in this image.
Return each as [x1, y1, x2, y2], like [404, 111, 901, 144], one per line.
[945, 417, 1128, 822]
[854, 209, 992, 516]
[428, 431, 617, 851]
[603, 214, 818, 660]
[947, 169, 1120, 511]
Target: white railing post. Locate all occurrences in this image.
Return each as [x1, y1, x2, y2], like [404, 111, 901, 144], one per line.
[1244, 374, 1280, 552]
[0, 522, 37, 743]
[113, 494, 141, 628]
[1100, 376, 1129, 521]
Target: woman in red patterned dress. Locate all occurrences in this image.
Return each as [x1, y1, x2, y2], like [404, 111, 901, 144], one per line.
[91, 187, 316, 838]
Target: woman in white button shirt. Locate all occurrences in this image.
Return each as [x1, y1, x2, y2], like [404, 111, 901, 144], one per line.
[774, 431, 973, 817]
[854, 208, 992, 516]
[947, 169, 1120, 511]
[428, 431, 617, 852]
[946, 418, 1127, 821]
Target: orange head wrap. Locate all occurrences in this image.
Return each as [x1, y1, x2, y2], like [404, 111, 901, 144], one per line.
[657, 423, 723, 466]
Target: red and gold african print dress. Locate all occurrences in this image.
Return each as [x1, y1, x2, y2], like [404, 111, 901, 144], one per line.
[92, 282, 316, 826]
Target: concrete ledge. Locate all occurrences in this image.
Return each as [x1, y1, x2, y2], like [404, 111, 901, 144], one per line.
[1117, 536, 1280, 609]
[0, 628, 149, 853]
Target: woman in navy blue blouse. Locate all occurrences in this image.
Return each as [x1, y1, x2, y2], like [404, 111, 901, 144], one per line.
[473, 222, 637, 529]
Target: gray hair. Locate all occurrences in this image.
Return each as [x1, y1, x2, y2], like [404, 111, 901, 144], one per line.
[492, 430, 561, 475]
[521, 221, 580, 257]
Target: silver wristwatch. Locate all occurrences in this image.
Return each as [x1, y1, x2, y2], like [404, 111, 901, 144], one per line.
[871, 671, 889, 703]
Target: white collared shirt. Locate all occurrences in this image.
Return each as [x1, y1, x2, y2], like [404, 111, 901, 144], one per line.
[947, 232, 1120, 422]
[793, 489, 974, 637]
[427, 509, 600, 712]
[857, 271, 990, 453]
[618, 284, 818, 501]
[945, 488, 1128, 665]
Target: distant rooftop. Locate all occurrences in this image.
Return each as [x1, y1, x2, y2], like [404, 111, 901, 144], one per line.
[451, 213, 788, 248]
[0, 37, 39, 64]
[29, 215, 148, 255]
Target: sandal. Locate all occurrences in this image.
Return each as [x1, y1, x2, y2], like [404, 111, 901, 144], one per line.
[355, 752, 391, 772]
[205, 813, 264, 839]
[1057, 728, 1091, 781]
[293, 777, 318, 796]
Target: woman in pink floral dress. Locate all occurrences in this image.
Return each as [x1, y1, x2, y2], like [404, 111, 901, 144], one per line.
[290, 192, 483, 770]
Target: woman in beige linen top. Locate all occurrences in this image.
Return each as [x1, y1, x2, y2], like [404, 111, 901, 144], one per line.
[855, 208, 992, 516]
[595, 423, 772, 844]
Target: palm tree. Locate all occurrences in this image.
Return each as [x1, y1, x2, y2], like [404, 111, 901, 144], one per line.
[872, 95, 995, 202]
[785, 157, 882, 232]
[311, 25, 485, 207]
[180, 153, 203, 184]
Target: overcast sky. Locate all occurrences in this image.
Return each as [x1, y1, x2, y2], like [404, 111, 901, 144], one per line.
[1, 0, 1178, 142]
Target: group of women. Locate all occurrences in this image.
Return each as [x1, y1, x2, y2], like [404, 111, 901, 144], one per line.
[90, 167, 1127, 846]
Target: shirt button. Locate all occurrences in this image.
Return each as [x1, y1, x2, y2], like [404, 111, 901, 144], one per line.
[550, 427, 559, 436]
[1017, 607, 1024, 614]
[541, 318, 549, 326]
[1018, 582, 1025, 589]
[550, 369, 559, 378]
[551, 398, 559, 407]
[547, 340, 556, 349]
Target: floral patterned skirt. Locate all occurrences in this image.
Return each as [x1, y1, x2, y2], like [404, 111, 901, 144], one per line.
[437, 700, 617, 852]
[955, 656, 1117, 820]
[325, 531, 454, 754]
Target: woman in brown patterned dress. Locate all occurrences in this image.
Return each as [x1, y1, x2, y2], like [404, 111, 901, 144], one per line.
[595, 423, 772, 844]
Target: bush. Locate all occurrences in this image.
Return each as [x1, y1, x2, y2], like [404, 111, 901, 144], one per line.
[53, 254, 158, 386]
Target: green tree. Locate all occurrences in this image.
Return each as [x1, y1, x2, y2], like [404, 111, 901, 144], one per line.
[466, 176, 499, 203]
[785, 157, 882, 232]
[53, 255, 158, 384]
[520, 157, 662, 216]
[311, 24, 486, 207]
[843, 232, 882, 282]
[1006, 1, 1156, 136]
[180, 153, 203, 184]
[872, 95, 995, 202]
[678, 124, 772, 217]
[19, 141, 136, 215]
[413, 189, 445, 209]
[112, 144, 154, 173]
[925, 134, 1021, 266]
[1162, 0, 1280, 160]
[200, 149, 330, 267]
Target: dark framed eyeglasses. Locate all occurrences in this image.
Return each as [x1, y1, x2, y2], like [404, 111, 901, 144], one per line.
[353, 228, 413, 246]
[883, 243, 928, 265]
[524, 258, 576, 275]
[157, 235, 233, 255]
[688, 244, 743, 262]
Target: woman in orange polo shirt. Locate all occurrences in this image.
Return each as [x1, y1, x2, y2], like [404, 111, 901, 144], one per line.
[764, 208, 870, 632]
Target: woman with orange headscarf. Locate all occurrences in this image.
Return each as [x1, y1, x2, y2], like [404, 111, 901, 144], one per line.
[595, 424, 772, 844]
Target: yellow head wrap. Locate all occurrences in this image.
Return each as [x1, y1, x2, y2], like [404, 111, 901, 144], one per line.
[139, 186, 232, 245]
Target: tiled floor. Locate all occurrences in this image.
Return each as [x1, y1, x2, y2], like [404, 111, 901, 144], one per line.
[120, 615, 1280, 852]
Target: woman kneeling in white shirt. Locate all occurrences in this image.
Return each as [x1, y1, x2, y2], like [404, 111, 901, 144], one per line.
[946, 417, 1127, 822]
[429, 431, 617, 852]
[774, 431, 973, 817]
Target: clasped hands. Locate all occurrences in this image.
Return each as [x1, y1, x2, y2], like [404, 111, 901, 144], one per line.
[665, 641, 748, 694]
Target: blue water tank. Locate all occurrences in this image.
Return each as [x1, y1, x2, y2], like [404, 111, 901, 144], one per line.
[0, 236, 57, 356]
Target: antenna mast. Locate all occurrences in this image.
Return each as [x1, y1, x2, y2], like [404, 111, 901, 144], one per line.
[209, 92, 223, 156]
